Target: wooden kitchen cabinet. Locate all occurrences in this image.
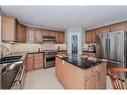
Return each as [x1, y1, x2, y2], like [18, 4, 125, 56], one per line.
[55, 57, 64, 84]
[110, 22, 126, 32]
[86, 31, 92, 43]
[16, 23, 26, 42]
[96, 68, 106, 89]
[26, 54, 34, 71]
[34, 53, 43, 69]
[2, 16, 17, 42]
[26, 53, 43, 71]
[55, 56, 106, 89]
[49, 31, 56, 36]
[86, 26, 110, 43]
[35, 29, 43, 43]
[26, 28, 35, 43]
[42, 29, 50, 36]
[55, 32, 65, 43]
[85, 73, 97, 89]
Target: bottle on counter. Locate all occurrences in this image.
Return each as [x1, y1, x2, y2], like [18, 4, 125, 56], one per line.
[38, 48, 41, 52]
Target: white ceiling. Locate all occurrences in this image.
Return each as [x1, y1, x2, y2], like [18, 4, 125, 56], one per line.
[1, 6, 127, 31]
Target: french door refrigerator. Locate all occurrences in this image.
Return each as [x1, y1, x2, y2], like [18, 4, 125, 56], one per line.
[96, 31, 127, 79]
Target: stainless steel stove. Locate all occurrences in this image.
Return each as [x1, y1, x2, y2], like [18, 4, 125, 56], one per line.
[43, 50, 57, 68]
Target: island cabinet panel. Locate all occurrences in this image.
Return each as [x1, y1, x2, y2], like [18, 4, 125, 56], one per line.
[63, 61, 85, 89]
[85, 73, 97, 89]
[55, 57, 64, 84]
[55, 57, 106, 89]
[96, 67, 106, 89]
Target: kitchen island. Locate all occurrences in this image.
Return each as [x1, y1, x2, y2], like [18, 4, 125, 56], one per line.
[55, 55, 106, 89]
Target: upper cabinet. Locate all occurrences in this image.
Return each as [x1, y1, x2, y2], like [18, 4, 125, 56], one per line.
[85, 26, 110, 43]
[26, 27, 35, 43]
[55, 32, 65, 43]
[86, 31, 92, 43]
[110, 22, 126, 32]
[35, 29, 43, 43]
[2, 16, 65, 44]
[2, 16, 17, 42]
[16, 23, 26, 42]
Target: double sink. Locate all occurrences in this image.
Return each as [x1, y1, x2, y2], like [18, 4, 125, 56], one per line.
[0, 55, 22, 64]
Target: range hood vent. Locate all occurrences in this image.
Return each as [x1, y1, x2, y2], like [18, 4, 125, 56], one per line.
[43, 36, 55, 43]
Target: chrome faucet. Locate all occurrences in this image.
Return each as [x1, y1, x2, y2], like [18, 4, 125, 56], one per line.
[0, 45, 9, 57]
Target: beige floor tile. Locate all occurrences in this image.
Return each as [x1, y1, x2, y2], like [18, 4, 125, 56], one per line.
[24, 67, 113, 89]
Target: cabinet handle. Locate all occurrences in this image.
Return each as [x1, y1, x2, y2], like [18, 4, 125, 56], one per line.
[62, 60, 64, 64]
[96, 72, 100, 81]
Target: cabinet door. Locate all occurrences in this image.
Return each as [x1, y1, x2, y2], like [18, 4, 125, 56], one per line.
[85, 73, 97, 89]
[43, 30, 50, 36]
[55, 32, 64, 43]
[111, 22, 126, 32]
[35, 30, 43, 43]
[86, 31, 92, 43]
[2, 16, 16, 42]
[16, 23, 26, 42]
[26, 54, 34, 71]
[49, 31, 56, 36]
[26, 28, 35, 43]
[33, 53, 43, 69]
[96, 68, 106, 89]
[55, 57, 64, 84]
[96, 26, 110, 35]
[91, 31, 96, 43]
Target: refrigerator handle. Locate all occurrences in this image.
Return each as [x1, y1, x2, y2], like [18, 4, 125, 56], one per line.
[108, 38, 110, 57]
[105, 39, 108, 58]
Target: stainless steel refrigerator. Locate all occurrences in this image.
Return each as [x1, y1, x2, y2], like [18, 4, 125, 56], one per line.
[96, 31, 127, 79]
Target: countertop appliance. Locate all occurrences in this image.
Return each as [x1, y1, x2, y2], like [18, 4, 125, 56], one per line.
[43, 50, 57, 68]
[88, 44, 96, 53]
[96, 31, 127, 79]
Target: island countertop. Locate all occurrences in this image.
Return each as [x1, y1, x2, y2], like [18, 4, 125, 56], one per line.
[56, 55, 103, 70]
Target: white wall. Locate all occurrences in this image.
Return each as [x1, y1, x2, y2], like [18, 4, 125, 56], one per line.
[66, 27, 83, 55]
[0, 15, 2, 51]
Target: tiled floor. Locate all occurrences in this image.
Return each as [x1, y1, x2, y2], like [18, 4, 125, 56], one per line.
[24, 67, 112, 89]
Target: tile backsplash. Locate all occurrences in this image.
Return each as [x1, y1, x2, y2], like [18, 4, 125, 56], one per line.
[3, 43, 67, 53]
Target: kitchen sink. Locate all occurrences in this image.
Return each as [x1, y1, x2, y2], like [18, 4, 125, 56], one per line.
[0, 55, 22, 64]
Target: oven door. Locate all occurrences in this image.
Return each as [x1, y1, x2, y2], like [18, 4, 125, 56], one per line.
[44, 56, 55, 68]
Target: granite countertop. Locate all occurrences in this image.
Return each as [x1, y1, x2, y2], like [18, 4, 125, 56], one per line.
[82, 51, 96, 53]
[57, 55, 102, 70]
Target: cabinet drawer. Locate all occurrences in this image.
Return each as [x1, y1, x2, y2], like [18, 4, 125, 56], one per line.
[27, 54, 34, 58]
[34, 53, 43, 57]
[34, 60, 43, 63]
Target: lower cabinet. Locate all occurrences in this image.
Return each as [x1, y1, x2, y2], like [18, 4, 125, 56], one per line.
[84, 67, 106, 89]
[26, 53, 43, 71]
[26, 54, 34, 71]
[85, 73, 97, 89]
[55, 56, 106, 89]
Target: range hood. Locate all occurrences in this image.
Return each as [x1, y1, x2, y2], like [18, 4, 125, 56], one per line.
[43, 36, 55, 43]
